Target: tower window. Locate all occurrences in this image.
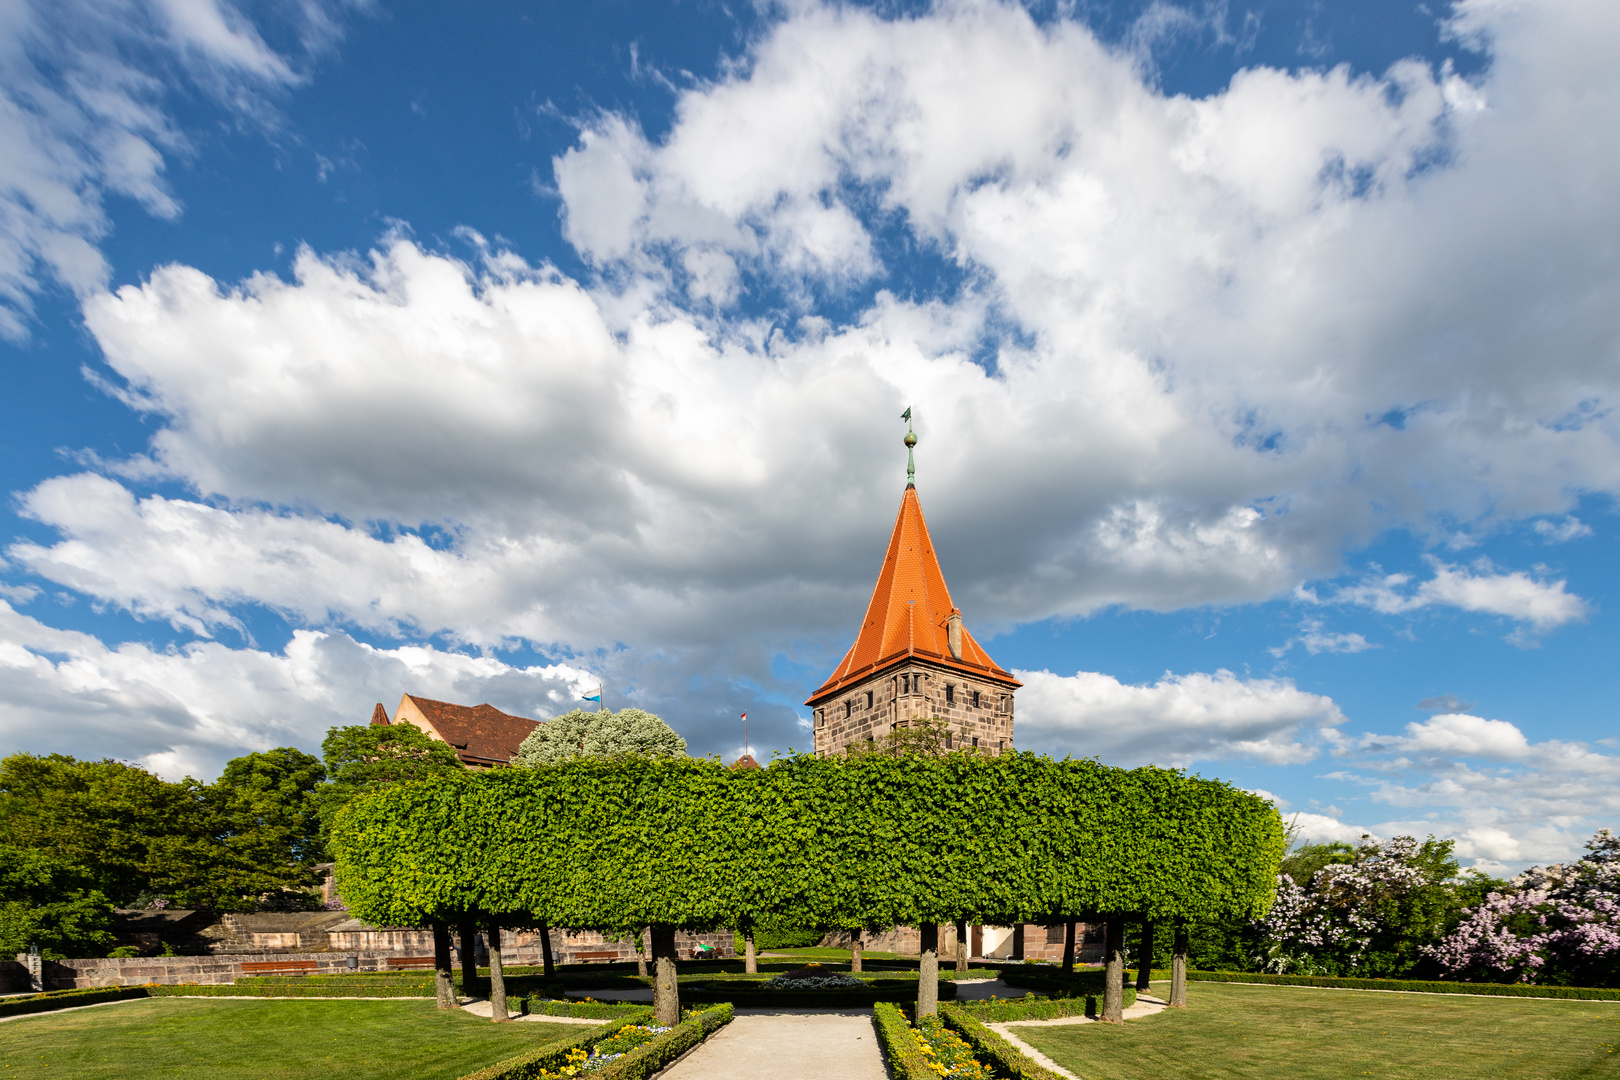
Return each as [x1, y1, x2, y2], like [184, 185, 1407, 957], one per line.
[945, 684, 955, 705]
[971, 689, 980, 708]
[845, 701, 851, 719]
[945, 731, 953, 749]
[902, 673, 911, 693]
[866, 690, 873, 709]
[972, 736, 979, 748]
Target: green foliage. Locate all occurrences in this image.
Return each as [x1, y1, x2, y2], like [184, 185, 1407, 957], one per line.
[519, 997, 648, 1019]
[317, 723, 465, 853]
[332, 752, 1283, 941]
[0, 985, 150, 1018]
[1277, 841, 1356, 883]
[0, 843, 115, 958]
[511, 709, 687, 766]
[0, 749, 328, 915]
[873, 1001, 935, 1080]
[1184, 969, 1620, 1000]
[733, 926, 823, 952]
[681, 977, 957, 1006]
[453, 1005, 732, 1080]
[845, 716, 963, 758]
[939, 1003, 1068, 1080]
[957, 995, 1096, 1022]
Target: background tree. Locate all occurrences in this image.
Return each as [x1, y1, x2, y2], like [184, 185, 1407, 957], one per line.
[317, 723, 465, 852]
[511, 708, 687, 765]
[0, 844, 115, 958]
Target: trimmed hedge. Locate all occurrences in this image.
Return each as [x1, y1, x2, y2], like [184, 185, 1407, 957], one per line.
[456, 1004, 732, 1080]
[456, 1007, 656, 1080]
[939, 1004, 1066, 1080]
[957, 989, 1135, 1022]
[0, 985, 149, 1018]
[591, 1003, 733, 1080]
[520, 997, 649, 1020]
[682, 977, 957, 1008]
[1184, 970, 1620, 1001]
[998, 967, 1113, 996]
[149, 980, 433, 998]
[872, 1001, 933, 1080]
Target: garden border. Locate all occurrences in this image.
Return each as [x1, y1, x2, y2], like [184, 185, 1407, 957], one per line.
[0, 985, 149, 1019]
[456, 1003, 733, 1080]
[1182, 970, 1620, 1001]
[939, 1003, 1067, 1080]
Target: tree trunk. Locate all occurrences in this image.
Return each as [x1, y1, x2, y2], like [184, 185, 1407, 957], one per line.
[651, 924, 681, 1027]
[1136, 918, 1155, 992]
[1061, 918, 1077, 974]
[1170, 921, 1189, 1008]
[850, 929, 863, 973]
[432, 920, 455, 1010]
[487, 920, 508, 1022]
[1102, 914, 1125, 1024]
[744, 927, 757, 974]
[954, 919, 968, 972]
[917, 922, 939, 1017]
[637, 926, 649, 977]
[458, 918, 479, 998]
[539, 921, 555, 978]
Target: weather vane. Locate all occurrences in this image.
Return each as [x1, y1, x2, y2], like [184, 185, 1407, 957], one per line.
[902, 406, 917, 486]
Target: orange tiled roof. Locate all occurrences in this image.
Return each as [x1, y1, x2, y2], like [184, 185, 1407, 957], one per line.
[806, 485, 1020, 706]
[402, 695, 539, 766]
[370, 702, 390, 726]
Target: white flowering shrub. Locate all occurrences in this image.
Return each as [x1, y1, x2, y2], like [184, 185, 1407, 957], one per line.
[1253, 835, 1464, 978]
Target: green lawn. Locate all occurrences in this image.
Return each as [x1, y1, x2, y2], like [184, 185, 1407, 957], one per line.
[1013, 981, 1620, 1080]
[0, 998, 588, 1080]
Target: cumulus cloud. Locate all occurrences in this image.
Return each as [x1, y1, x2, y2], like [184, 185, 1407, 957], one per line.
[1344, 716, 1620, 867]
[1013, 668, 1344, 766]
[1286, 812, 1373, 847]
[8, 0, 1620, 825]
[1327, 558, 1588, 633]
[0, 599, 594, 781]
[0, 0, 351, 335]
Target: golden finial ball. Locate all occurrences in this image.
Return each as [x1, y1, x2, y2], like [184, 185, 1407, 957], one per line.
[904, 431, 918, 448]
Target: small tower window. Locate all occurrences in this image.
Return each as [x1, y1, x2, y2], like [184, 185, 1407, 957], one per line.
[845, 701, 852, 719]
[972, 736, 979, 748]
[971, 689, 980, 708]
[945, 684, 955, 705]
[945, 731, 953, 749]
[866, 690, 874, 709]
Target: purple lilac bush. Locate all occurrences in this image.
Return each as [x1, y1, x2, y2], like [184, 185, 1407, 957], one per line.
[1427, 829, 1619, 987]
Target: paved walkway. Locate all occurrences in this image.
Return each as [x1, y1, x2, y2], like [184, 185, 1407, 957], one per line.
[654, 1008, 887, 1080]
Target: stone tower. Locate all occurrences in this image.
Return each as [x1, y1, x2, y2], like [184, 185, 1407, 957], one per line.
[806, 423, 1020, 756]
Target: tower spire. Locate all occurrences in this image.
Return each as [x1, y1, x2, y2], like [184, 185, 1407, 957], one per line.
[902, 407, 917, 487]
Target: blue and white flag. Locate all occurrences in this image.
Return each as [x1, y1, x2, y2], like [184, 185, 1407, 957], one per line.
[581, 691, 601, 704]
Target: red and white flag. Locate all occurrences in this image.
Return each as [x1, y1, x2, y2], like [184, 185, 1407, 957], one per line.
[740, 711, 747, 721]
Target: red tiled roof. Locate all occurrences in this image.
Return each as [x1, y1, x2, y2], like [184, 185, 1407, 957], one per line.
[402, 695, 539, 766]
[731, 754, 761, 771]
[806, 485, 1019, 706]
[370, 702, 390, 726]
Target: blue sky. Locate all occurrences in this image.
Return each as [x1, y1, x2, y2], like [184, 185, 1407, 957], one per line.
[1, 0, 1616, 871]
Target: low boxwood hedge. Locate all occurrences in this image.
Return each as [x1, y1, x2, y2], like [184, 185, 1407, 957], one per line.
[456, 1004, 732, 1080]
[872, 1001, 933, 1080]
[520, 996, 649, 1019]
[681, 977, 957, 1008]
[939, 1003, 1066, 1080]
[0, 985, 150, 1019]
[1184, 970, 1620, 1001]
[956, 988, 1136, 1022]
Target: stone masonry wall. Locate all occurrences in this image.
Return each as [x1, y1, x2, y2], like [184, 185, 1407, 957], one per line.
[813, 662, 1015, 757]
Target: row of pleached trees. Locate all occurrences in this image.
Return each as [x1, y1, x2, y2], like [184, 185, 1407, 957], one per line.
[330, 752, 1285, 1023]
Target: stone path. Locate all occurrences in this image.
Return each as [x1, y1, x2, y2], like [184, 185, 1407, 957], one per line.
[654, 1008, 888, 1080]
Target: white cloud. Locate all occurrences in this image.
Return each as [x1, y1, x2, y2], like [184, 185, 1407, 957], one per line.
[1013, 668, 1344, 766]
[1286, 812, 1373, 847]
[1361, 712, 1532, 761]
[1533, 516, 1593, 543]
[1270, 618, 1376, 657]
[0, 599, 594, 781]
[1330, 558, 1588, 633]
[0, 0, 349, 335]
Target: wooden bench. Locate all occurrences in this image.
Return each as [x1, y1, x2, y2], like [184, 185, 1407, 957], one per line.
[240, 961, 318, 976]
[384, 956, 437, 969]
[569, 950, 623, 963]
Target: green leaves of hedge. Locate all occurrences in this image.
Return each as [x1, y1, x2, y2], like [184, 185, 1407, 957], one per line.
[331, 752, 1283, 931]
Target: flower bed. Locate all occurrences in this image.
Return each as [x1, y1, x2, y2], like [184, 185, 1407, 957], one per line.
[938, 1004, 1066, 1080]
[457, 1004, 731, 1080]
[758, 963, 866, 991]
[682, 976, 957, 1007]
